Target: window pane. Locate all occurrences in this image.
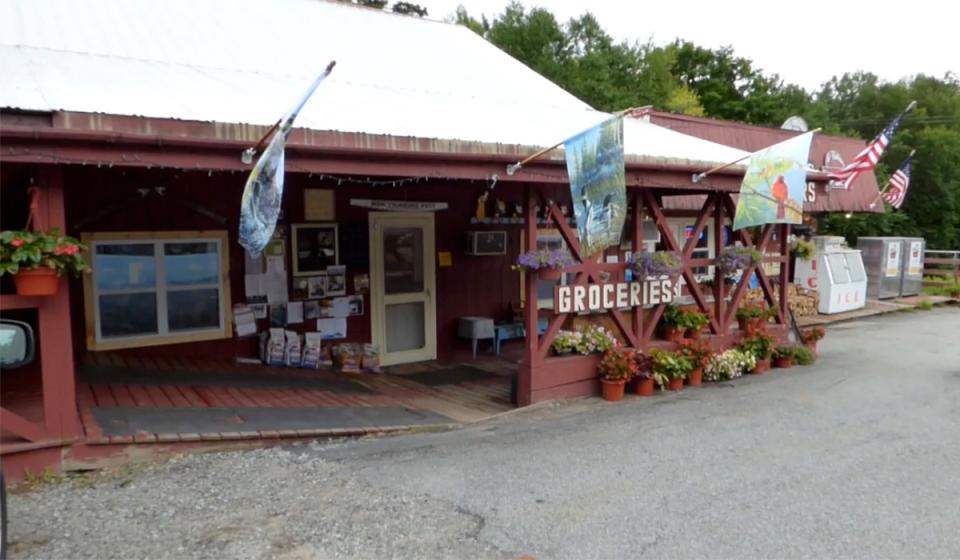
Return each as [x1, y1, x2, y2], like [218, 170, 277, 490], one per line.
[95, 244, 156, 290]
[165, 242, 219, 286]
[167, 288, 221, 331]
[99, 293, 158, 337]
[385, 302, 425, 352]
[383, 227, 424, 294]
[827, 254, 851, 284]
[847, 254, 866, 282]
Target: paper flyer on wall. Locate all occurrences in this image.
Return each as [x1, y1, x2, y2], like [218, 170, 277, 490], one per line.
[317, 318, 347, 340]
[265, 271, 289, 303]
[286, 301, 304, 324]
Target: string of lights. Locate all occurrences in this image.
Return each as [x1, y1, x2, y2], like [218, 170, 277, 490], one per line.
[3, 146, 725, 192]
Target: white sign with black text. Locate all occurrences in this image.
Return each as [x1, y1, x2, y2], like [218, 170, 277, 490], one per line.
[554, 279, 675, 313]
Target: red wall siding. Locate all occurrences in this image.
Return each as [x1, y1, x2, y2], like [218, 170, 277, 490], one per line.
[63, 167, 550, 363]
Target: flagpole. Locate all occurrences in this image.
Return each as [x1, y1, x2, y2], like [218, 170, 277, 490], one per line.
[692, 128, 821, 184]
[505, 106, 650, 176]
[869, 149, 916, 209]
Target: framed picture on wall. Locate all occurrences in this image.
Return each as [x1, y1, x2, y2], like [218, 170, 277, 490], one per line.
[292, 223, 338, 276]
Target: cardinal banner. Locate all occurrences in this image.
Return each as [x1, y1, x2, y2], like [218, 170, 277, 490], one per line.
[733, 131, 815, 230]
[239, 62, 335, 256]
[564, 116, 626, 257]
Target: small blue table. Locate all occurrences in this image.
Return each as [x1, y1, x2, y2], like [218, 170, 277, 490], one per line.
[493, 319, 548, 355]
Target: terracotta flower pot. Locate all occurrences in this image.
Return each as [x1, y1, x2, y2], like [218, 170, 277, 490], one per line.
[737, 317, 752, 332]
[751, 358, 772, 374]
[687, 367, 703, 386]
[662, 326, 686, 343]
[804, 341, 818, 353]
[635, 377, 655, 397]
[668, 377, 684, 391]
[13, 267, 60, 296]
[600, 378, 626, 401]
[774, 357, 794, 369]
[539, 268, 562, 280]
[686, 328, 702, 340]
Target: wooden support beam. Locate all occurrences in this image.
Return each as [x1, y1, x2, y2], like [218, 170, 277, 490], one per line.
[0, 409, 47, 443]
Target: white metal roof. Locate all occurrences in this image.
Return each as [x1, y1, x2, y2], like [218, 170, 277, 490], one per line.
[0, 0, 749, 166]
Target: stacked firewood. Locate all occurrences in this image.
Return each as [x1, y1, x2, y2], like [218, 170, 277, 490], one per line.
[743, 285, 819, 317]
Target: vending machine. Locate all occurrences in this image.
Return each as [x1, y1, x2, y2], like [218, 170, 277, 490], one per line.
[899, 237, 925, 297]
[858, 237, 905, 299]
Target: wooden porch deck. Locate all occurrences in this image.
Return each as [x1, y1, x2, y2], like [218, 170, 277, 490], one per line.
[2, 353, 516, 453]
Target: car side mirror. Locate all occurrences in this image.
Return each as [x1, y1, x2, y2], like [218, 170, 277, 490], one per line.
[0, 319, 36, 369]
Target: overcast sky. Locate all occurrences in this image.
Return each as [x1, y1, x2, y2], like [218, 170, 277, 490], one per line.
[419, 0, 956, 92]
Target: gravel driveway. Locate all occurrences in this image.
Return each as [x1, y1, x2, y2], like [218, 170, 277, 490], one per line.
[8, 307, 960, 559]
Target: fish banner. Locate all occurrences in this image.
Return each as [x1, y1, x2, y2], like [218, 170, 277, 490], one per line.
[564, 116, 626, 257]
[239, 62, 335, 256]
[733, 131, 814, 230]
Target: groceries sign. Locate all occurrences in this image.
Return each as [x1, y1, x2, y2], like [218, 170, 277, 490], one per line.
[554, 279, 676, 313]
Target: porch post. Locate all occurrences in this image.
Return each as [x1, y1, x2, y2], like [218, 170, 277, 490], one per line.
[631, 189, 643, 346]
[36, 166, 82, 439]
[779, 223, 791, 322]
[518, 184, 539, 406]
[713, 193, 726, 333]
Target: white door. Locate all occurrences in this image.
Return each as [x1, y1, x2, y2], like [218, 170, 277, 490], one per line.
[370, 212, 437, 366]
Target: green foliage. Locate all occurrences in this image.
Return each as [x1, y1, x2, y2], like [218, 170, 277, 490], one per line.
[649, 348, 694, 387]
[738, 333, 776, 360]
[792, 239, 816, 260]
[917, 300, 935, 310]
[773, 345, 798, 360]
[661, 304, 687, 328]
[793, 346, 816, 365]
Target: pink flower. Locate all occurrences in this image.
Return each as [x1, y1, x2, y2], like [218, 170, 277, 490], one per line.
[10, 239, 24, 248]
[55, 244, 79, 256]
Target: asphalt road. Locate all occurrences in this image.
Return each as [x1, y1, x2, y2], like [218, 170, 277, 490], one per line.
[10, 306, 960, 559]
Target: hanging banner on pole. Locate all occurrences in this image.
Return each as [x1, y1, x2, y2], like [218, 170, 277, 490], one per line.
[239, 62, 336, 257]
[733, 131, 814, 230]
[564, 116, 626, 257]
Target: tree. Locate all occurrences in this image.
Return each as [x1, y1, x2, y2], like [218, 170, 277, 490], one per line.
[392, 1, 427, 17]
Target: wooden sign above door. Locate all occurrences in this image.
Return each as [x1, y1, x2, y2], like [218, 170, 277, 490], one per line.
[350, 199, 448, 212]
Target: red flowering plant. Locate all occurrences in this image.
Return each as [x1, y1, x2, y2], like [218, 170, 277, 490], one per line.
[677, 338, 713, 369]
[598, 347, 639, 382]
[0, 229, 88, 276]
[799, 326, 826, 343]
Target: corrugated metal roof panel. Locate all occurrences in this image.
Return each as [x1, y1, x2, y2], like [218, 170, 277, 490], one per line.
[0, 0, 749, 168]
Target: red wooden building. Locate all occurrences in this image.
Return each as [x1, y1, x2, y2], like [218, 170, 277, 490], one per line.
[0, 0, 880, 476]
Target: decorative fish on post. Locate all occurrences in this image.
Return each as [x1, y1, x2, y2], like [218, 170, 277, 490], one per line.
[239, 61, 336, 256]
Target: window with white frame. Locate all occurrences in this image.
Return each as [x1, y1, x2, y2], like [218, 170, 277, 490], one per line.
[679, 224, 712, 277]
[85, 232, 230, 349]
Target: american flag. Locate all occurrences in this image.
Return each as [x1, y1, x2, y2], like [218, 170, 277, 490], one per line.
[828, 102, 914, 190]
[881, 155, 913, 209]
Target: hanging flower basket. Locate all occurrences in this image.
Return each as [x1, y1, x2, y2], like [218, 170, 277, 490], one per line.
[512, 249, 574, 276]
[718, 246, 763, 277]
[1, 229, 88, 296]
[630, 250, 682, 279]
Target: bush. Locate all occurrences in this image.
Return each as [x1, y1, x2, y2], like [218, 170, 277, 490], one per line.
[793, 346, 815, 365]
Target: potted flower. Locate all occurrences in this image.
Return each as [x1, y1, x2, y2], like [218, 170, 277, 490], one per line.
[631, 250, 682, 279]
[633, 351, 655, 396]
[718, 246, 763, 276]
[772, 345, 798, 368]
[703, 349, 756, 382]
[738, 333, 775, 374]
[677, 338, 712, 386]
[584, 324, 618, 354]
[513, 249, 574, 280]
[598, 347, 637, 402]
[799, 326, 825, 352]
[683, 309, 710, 339]
[735, 302, 770, 335]
[0, 229, 88, 296]
[649, 348, 693, 391]
[660, 304, 688, 343]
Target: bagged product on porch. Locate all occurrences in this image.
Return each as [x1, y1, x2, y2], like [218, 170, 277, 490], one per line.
[264, 328, 286, 366]
[284, 330, 302, 367]
[362, 343, 381, 373]
[301, 332, 324, 369]
[333, 343, 363, 373]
